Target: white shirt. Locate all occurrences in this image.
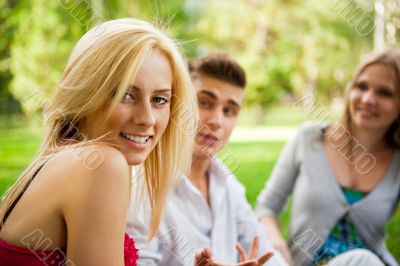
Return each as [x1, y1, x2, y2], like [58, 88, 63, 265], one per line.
[127, 158, 287, 266]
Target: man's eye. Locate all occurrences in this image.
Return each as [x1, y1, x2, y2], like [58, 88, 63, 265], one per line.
[199, 100, 211, 108]
[224, 107, 237, 117]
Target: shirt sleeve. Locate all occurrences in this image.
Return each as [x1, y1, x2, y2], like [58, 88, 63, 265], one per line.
[255, 124, 304, 218]
[233, 178, 288, 266]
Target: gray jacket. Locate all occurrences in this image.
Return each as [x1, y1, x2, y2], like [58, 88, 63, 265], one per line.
[256, 122, 400, 266]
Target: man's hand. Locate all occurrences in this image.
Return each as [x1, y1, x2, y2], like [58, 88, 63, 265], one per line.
[235, 235, 274, 265]
[194, 236, 274, 266]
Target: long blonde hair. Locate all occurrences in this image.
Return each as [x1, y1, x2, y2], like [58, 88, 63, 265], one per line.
[342, 49, 400, 148]
[0, 18, 198, 239]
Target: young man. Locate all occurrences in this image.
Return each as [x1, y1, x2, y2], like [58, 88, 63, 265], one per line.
[127, 53, 287, 266]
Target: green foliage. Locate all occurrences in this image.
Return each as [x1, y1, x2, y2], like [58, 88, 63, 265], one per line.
[4, 0, 137, 115]
[116, 0, 199, 56]
[8, 0, 88, 115]
[184, 0, 377, 112]
[0, 0, 21, 114]
[2, 0, 399, 117]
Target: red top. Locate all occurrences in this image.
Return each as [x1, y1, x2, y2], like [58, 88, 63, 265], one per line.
[0, 142, 138, 265]
[0, 233, 138, 266]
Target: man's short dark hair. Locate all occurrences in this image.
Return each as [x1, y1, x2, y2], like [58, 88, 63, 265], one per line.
[188, 52, 246, 88]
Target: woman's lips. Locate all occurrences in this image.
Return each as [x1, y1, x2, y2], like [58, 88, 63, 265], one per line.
[120, 132, 152, 150]
[357, 107, 378, 119]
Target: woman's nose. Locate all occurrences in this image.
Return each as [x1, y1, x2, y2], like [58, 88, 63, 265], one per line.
[361, 90, 377, 105]
[134, 101, 156, 127]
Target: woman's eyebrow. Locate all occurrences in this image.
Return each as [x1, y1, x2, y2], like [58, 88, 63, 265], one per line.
[129, 85, 171, 93]
[154, 89, 172, 93]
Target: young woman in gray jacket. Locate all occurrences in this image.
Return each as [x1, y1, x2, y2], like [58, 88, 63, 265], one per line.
[256, 49, 400, 266]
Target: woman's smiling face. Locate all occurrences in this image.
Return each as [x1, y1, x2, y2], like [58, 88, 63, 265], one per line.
[106, 49, 173, 165]
[349, 63, 399, 133]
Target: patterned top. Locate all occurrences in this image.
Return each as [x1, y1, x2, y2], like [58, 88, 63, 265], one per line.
[312, 186, 369, 265]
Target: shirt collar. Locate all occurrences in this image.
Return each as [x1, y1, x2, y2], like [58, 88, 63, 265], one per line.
[176, 157, 233, 196]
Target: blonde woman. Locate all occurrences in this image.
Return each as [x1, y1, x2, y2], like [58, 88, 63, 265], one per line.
[256, 49, 400, 266]
[0, 18, 197, 266]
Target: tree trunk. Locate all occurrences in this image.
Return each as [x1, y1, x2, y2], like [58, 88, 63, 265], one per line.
[374, 0, 385, 52]
[92, 0, 103, 19]
[0, 0, 21, 114]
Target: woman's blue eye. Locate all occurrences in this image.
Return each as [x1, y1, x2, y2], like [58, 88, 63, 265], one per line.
[355, 82, 367, 91]
[121, 92, 136, 102]
[378, 88, 394, 98]
[153, 96, 169, 105]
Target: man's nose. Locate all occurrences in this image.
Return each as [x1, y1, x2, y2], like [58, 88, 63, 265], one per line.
[206, 108, 223, 130]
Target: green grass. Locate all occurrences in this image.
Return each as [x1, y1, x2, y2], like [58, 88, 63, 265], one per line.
[0, 113, 399, 262]
[220, 141, 286, 205]
[220, 141, 292, 238]
[0, 116, 43, 194]
[237, 104, 308, 127]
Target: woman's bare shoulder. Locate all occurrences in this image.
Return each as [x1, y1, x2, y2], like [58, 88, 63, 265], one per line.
[44, 144, 131, 199]
[51, 144, 128, 176]
[47, 145, 131, 265]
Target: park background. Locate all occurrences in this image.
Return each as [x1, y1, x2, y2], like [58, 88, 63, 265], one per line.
[0, 0, 399, 261]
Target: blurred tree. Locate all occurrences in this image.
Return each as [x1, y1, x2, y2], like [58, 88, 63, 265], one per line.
[8, 0, 88, 116]
[122, 0, 200, 56]
[6, 0, 124, 116]
[186, 0, 374, 122]
[385, 0, 400, 47]
[374, 0, 385, 51]
[2, 0, 399, 121]
[0, 0, 21, 114]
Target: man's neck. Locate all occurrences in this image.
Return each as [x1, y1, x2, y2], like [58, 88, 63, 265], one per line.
[189, 156, 212, 205]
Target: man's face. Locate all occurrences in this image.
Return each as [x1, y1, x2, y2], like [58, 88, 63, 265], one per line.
[193, 75, 245, 159]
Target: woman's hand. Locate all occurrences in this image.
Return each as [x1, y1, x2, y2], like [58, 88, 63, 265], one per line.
[194, 236, 273, 266]
[260, 215, 293, 265]
[268, 236, 292, 266]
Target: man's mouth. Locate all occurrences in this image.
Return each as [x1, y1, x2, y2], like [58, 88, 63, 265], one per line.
[198, 132, 219, 144]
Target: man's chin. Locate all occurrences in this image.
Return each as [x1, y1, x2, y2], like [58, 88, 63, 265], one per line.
[193, 148, 217, 160]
